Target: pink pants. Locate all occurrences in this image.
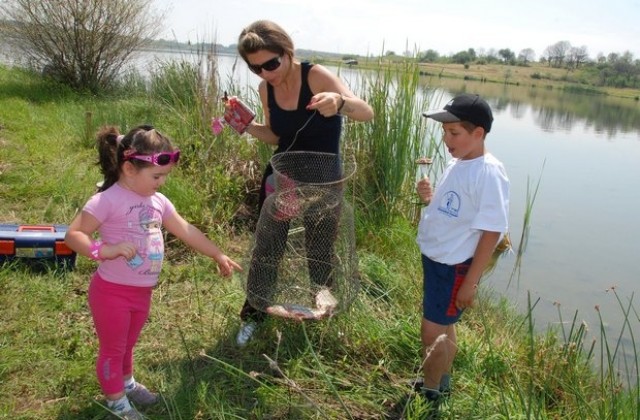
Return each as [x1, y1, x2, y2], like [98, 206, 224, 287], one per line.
[88, 273, 153, 395]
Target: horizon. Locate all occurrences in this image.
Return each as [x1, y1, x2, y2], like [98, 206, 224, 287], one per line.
[153, 0, 640, 61]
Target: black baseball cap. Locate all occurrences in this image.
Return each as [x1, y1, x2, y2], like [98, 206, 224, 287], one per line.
[423, 94, 493, 133]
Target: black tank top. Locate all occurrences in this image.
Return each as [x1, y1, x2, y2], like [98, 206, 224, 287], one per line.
[268, 62, 342, 154]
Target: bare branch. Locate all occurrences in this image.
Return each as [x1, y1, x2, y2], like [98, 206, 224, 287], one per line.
[0, 0, 164, 92]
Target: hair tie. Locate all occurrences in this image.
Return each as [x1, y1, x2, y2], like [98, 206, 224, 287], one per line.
[116, 135, 124, 145]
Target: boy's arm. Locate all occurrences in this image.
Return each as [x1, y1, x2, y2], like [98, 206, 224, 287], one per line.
[455, 230, 501, 310]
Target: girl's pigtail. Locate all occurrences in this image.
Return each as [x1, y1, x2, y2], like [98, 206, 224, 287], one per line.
[96, 126, 122, 192]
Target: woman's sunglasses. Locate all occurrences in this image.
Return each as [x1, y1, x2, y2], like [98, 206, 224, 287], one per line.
[126, 150, 180, 166]
[248, 55, 282, 74]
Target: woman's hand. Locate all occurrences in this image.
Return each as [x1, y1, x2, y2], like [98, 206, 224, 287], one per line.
[306, 92, 343, 117]
[223, 96, 256, 134]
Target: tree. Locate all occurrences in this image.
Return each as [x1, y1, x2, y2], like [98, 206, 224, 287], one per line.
[567, 45, 589, 68]
[451, 48, 476, 64]
[543, 41, 571, 68]
[498, 48, 515, 64]
[0, 0, 164, 92]
[418, 49, 440, 63]
[517, 48, 535, 65]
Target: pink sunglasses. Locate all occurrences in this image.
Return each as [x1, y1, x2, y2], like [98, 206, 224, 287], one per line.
[126, 150, 180, 166]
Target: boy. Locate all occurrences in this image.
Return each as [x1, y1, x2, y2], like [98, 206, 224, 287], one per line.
[416, 94, 510, 414]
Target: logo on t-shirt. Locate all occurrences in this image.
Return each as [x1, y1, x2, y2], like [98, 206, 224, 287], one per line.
[437, 191, 460, 217]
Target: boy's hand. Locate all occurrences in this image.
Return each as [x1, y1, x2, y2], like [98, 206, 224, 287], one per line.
[455, 281, 478, 310]
[417, 177, 433, 203]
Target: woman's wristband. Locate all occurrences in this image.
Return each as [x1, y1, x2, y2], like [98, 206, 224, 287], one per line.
[337, 94, 346, 114]
[89, 240, 103, 261]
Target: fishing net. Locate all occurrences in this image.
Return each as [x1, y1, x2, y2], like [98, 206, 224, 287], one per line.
[242, 151, 359, 320]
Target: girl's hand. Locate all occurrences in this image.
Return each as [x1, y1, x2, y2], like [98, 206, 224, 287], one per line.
[417, 177, 433, 203]
[100, 241, 137, 261]
[215, 255, 243, 277]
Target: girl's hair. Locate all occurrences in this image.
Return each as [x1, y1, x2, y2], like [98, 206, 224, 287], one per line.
[237, 20, 295, 62]
[96, 124, 175, 192]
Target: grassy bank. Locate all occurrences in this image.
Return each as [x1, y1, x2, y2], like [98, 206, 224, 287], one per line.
[318, 56, 640, 101]
[0, 63, 638, 419]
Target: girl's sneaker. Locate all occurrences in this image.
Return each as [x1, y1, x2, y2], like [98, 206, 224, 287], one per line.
[126, 383, 159, 406]
[116, 407, 145, 420]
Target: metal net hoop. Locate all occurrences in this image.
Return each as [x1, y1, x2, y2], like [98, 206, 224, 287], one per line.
[243, 151, 359, 319]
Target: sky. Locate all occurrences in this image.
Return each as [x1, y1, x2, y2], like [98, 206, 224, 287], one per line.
[153, 0, 640, 60]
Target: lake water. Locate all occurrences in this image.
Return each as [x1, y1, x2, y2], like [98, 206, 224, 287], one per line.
[3, 48, 638, 370]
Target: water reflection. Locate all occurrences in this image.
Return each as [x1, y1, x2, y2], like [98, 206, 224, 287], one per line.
[423, 77, 640, 138]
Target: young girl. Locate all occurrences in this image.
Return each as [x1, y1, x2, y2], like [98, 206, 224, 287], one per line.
[65, 125, 242, 419]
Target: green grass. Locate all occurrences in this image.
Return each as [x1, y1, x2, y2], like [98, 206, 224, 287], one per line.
[0, 63, 638, 419]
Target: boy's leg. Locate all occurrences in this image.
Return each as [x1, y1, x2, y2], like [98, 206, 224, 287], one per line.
[441, 324, 456, 393]
[420, 318, 451, 390]
[420, 254, 464, 393]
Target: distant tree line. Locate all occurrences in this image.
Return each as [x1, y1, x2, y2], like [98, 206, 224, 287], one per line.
[412, 41, 640, 89]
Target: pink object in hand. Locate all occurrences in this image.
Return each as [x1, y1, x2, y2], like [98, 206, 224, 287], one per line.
[211, 117, 224, 135]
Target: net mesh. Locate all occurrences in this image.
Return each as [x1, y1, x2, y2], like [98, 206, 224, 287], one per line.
[243, 152, 359, 319]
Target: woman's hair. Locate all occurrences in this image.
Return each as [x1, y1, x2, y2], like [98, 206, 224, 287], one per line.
[96, 124, 175, 192]
[237, 20, 295, 62]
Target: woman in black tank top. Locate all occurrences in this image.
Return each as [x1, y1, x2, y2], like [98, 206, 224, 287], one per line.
[231, 20, 374, 346]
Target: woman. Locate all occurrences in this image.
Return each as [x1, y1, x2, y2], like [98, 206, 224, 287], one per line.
[228, 20, 374, 346]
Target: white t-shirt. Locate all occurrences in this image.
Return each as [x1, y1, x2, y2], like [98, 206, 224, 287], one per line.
[417, 153, 510, 265]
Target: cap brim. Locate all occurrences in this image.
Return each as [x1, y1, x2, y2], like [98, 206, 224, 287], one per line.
[422, 110, 461, 123]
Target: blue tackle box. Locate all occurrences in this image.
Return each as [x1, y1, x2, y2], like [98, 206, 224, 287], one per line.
[0, 224, 76, 271]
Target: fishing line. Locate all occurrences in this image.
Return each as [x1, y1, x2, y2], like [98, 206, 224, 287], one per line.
[283, 110, 318, 153]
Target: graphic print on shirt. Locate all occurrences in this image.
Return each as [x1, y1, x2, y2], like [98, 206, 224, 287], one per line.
[437, 191, 461, 218]
[125, 204, 164, 275]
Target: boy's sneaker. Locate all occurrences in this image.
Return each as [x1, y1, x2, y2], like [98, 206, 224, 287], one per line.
[419, 387, 441, 420]
[126, 383, 159, 406]
[236, 321, 257, 347]
[409, 373, 451, 396]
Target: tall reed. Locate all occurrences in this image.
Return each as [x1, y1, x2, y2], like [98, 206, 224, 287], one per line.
[351, 59, 439, 228]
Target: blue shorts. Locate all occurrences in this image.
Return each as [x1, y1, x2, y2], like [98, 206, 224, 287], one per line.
[422, 254, 472, 325]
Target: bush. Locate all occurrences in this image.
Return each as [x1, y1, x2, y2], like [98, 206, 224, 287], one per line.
[0, 0, 164, 93]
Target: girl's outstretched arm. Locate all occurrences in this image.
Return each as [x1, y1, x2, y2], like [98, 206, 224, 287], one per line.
[163, 211, 242, 277]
